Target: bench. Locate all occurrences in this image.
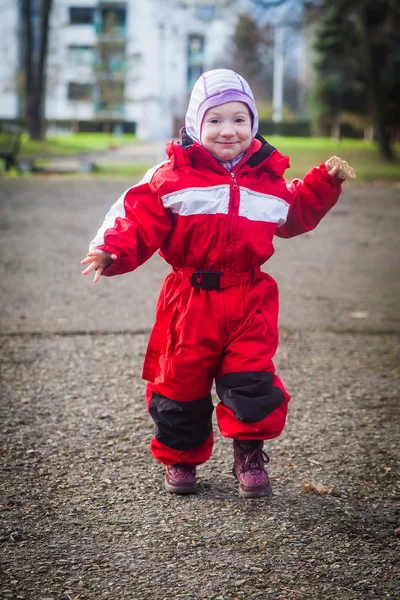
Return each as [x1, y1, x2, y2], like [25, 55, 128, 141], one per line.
[0, 124, 22, 171]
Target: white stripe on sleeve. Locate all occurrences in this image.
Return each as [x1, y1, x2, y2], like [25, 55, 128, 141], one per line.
[238, 187, 289, 226]
[89, 160, 169, 250]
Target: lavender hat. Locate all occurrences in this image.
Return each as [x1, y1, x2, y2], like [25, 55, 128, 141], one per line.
[185, 69, 259, 143]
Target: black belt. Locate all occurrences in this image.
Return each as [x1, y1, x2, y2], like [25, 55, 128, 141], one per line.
[173, 266, 261, 290]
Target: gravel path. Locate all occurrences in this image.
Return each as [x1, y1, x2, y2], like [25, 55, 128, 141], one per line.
[0, 179, 399, 599]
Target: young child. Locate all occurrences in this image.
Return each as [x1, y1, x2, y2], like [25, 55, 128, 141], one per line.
[81, 69, 355, 498]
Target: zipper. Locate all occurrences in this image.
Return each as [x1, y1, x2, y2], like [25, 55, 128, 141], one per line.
[221, 171, 240, 270]
[230, 171, 238, 190]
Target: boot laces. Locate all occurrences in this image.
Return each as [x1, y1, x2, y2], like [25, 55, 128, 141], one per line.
[238, 443, 270, 473]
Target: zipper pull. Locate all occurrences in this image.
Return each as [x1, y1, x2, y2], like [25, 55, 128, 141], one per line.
[230, 172, 238, 189]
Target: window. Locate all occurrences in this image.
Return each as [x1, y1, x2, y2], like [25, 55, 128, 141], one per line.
[97, 42, 126, 72]
[68, 45, 95, 66]
[187, 65, 204, 90]
[69, 7, 95, 25]
[195, 6, 215, 21]
[99, 6, 127, 36]
[187, 34, 205, 89]
[96, 81, 125, 112]
[68, 82, 93, 101]
[188, 34, 205, 65]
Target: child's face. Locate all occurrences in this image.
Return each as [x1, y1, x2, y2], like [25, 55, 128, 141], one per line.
[201, 101, 252, 161]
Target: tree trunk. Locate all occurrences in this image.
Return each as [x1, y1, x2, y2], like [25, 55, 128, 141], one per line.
[359, 8, 394, 162]
[20, 0, 53, 140]
[26, 101, 44, 139]
[331, 117, 341, 141]
[364, 125, 374, 142]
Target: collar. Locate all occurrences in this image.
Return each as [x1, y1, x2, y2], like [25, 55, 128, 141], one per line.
[166, 128, 290, 177]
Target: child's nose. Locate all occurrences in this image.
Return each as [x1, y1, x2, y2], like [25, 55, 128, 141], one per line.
[220, 124, 235, 136]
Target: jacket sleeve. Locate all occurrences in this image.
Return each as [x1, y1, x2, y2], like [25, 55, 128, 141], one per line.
[275, 163, 342, 239]
[88, 173, 172, 277]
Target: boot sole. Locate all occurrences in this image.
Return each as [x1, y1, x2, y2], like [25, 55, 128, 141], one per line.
[238, 483, 272, 499]
[164, 480, 197, 495]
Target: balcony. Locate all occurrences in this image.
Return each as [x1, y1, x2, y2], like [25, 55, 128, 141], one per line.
[94, 41, 126, 79]
[95, 5, 127, 40]
[94, 79, 125, 117]
[94, 104, 125, 119]
[94, 69, 125, 81]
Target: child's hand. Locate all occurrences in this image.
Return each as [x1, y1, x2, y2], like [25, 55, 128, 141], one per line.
[81, 249, 117, 283]
[325, 156, 356, 180]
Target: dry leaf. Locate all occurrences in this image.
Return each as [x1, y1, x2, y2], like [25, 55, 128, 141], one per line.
[350, 311, 369, 319]
[303, 481, 334, 495]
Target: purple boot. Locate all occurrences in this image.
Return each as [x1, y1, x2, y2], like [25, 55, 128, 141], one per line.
[233, 440, 272, 498]
[164, 465, 197, 495]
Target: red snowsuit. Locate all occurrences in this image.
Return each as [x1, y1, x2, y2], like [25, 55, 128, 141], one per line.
[91, 134, 342, 467]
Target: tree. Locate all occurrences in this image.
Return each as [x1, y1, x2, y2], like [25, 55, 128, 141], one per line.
[230, 14, 273, 98]
[20, 0, 53, 139]
[230, 0, 305, 122]
[312, 0, 399, 161]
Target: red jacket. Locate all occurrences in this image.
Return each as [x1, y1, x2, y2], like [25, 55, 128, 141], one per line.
[90, 135, 342, 276]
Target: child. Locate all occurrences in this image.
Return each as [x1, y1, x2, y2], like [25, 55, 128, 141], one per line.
[81, 69, 355, 498]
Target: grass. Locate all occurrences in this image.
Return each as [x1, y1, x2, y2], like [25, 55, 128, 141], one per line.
[93, 138, 400, 181]
[264, 137, 400, 181]
[93, 163, 153, 178]
[29, 161, 152, 179]
[19, 132, 136, 157]
[4, 135, 400, 181]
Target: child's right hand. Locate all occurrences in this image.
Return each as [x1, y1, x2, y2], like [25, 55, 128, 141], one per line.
[325, 156, 356, 180]
[81, 249, 117, 283]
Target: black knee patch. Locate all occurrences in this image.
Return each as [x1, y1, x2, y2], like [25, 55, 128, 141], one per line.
[216, 371, 285, 423]
[149, 393, 214, 450]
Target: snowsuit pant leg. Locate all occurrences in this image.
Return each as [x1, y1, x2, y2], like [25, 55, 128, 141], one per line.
[215, 273, 290, 440]
[144, 274, 223, 467]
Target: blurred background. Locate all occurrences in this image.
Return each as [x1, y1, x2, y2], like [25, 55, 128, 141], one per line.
[0, 0, 399, 176]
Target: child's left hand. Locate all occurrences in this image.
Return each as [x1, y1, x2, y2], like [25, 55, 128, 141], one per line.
[325, 156, 356, 180]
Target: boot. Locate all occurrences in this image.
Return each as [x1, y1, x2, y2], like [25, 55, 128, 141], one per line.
[164, 465, 197, 495]
[233, 440, 272, 498]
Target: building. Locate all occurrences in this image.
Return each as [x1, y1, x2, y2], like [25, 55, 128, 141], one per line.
[0, 0, 236, 140]
[0, 4, 20, 120]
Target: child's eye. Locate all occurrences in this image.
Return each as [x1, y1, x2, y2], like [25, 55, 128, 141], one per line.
[209, 119, 220, 124]
[235, 118, 245, 123]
